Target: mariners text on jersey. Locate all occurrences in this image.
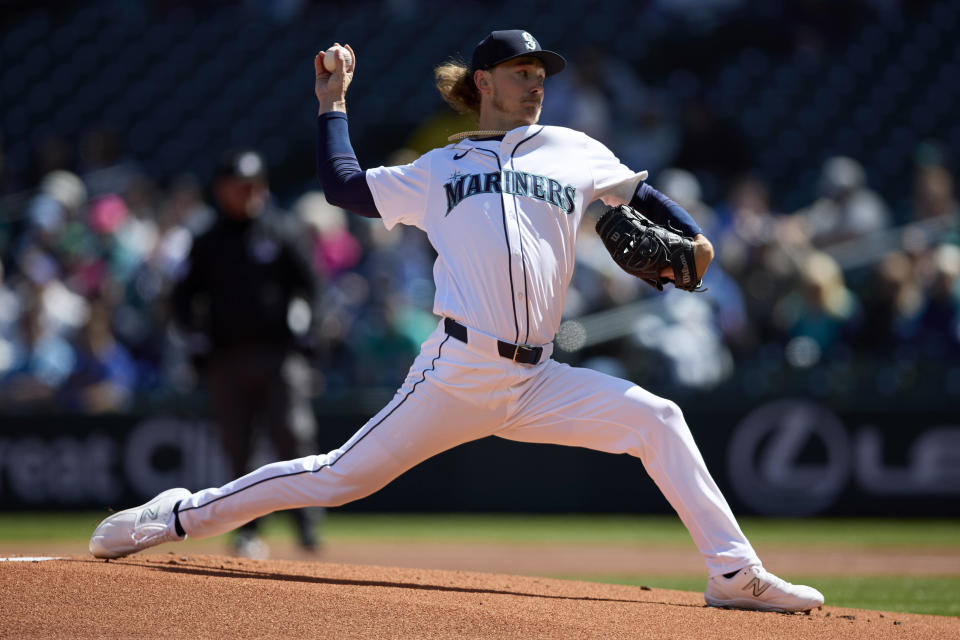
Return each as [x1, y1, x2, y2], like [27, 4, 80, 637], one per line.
[444, 169, 577, 216]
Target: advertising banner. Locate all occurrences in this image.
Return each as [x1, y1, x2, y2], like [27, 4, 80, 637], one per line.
[1, 400, 957, 515]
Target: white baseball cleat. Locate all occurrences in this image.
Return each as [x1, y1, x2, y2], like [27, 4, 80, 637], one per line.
[705, 565, 824, 613]
[89, 488, 191, 559]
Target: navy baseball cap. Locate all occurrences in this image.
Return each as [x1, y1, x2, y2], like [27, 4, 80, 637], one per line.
[470, 30, 566, 76]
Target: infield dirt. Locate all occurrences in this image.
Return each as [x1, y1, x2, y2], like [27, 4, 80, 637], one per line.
[2, 554, 958, 639]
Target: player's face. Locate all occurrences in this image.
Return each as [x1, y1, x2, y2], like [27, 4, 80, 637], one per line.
[486, 57, 546, 127]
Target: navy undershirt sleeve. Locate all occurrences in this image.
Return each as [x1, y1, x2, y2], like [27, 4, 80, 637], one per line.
[629, 182, 702, 237]
[316, 112, 380, 218]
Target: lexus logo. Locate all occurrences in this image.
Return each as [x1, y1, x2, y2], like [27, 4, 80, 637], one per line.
[728, 400, 850, 516]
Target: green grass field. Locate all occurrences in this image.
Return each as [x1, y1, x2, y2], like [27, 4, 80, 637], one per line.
[4, 512, 960, 546]
[3, 512, 958, 616]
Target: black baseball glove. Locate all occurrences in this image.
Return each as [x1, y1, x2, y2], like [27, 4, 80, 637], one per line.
[595, 204, 702, 292]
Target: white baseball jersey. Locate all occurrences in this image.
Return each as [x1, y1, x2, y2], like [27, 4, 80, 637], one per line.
[176, 124, 761, 578]
[366, 125, 647, 346]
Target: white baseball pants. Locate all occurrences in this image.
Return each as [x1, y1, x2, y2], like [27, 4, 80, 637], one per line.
[177, 320, 760, 576]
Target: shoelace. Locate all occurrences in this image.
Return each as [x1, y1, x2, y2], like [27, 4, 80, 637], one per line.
[747, 566, 791, 591]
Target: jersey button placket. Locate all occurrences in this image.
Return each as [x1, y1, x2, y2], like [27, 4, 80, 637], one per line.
[500, 172, 527, 342]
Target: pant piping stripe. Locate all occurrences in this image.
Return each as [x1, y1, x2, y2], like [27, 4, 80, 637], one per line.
[178, 335, 451, 516]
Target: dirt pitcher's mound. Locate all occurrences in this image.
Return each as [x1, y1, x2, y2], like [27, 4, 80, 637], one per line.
[2, 554, 956, 639]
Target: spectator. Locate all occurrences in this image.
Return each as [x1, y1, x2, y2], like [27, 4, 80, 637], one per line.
[855, 251, 925, 352]
[353, 295, 422, 388]
[794, 156, 892, 247]
[775, 251, 861, 361]
[111, 176, 161, 283]
[631, 289, 735, 389]
[0, 299, 76, 410]
[911, 165, 959, 248]
[15, 245, 90, 339]
[716, 176, 803, 351]
[293, 191, 363, 280]
[59, 298, 136, 413]
[913, 244, 960, 358]
[154, 175, 215, 279]
[913, 165, 958, 222]
[0, 259, 20, 343]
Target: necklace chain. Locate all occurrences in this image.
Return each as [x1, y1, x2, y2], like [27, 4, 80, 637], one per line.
[447, 130, 510, 142]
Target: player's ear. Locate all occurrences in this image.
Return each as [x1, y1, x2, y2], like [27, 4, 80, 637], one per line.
[474, 69, 491, 94]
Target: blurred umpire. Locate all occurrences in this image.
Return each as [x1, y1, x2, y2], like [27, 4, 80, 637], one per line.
[172, 150, 322, 556]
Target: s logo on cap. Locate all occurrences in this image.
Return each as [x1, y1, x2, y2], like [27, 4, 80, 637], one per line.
[469, 30, 566, 76]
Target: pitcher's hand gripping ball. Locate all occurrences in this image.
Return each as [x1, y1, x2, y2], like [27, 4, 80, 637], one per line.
[322, 45, 353, 72]
[596, 204, 701, 291]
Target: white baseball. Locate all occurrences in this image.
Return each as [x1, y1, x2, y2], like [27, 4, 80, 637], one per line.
[323, 45, 351, 73]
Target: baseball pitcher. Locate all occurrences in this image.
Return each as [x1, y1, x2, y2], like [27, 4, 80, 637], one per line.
[90, 30, 823, 613]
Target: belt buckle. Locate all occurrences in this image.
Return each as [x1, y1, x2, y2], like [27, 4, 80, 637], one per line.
[512, 344, 521, 362]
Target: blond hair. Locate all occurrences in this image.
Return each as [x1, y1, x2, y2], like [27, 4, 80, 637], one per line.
[434, 59, 480, 117]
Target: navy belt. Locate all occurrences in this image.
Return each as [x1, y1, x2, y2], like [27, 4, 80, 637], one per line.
[443, 318, 544, 365]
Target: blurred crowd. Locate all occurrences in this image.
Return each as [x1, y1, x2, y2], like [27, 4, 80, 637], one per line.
[1, 6, 959, 412]
[568, 155, 959, 393]
[0, 129, 441, 413]
[1, 121, 956, 415]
